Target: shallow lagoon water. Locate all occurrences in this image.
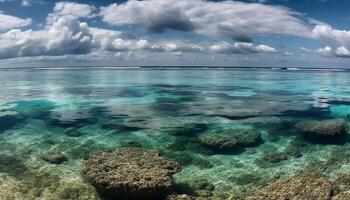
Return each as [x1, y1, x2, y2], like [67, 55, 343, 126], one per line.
[1, 68, 350, 199]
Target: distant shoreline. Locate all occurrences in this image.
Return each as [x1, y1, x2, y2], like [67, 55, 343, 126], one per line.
[0, 66, 349, 72]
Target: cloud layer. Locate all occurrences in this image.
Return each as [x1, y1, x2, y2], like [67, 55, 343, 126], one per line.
[0, 13, 32, 31]
[0, 1, 283, 60]
[100, 0, 312, 42]
[313, 25, 350, 58]
[1, 0, 350, 64]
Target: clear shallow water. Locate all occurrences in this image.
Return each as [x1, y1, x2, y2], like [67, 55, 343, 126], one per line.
[1, 69, 350, 199]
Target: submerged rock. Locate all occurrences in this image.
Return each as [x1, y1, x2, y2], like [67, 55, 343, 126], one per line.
[198, 128, 262, 151]
[255, 151, 288, 168]
[296, 119, 348, 143]
[42, 153, 68, 164]
[229, 172, 265, 186]
[83, 147, 181, 200]
[189, 179, 215, 197]
[64, 128, 82, 137]
[246, 173, 339, 200]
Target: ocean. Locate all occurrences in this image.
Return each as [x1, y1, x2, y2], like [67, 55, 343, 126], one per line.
[0, 68, 350, 199]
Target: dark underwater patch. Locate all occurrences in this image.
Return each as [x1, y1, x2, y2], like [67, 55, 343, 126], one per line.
[156, 89, 200, 96]
[264, 90, 311, 96]
[279, 106, 332, 120]
[198, 85, 250, 92]
[101, 123, 144, 133]
[0, 154, 28, 177]
[297, 129, 349, 145]
[0, 115, 20, 134]
[117, 88, 148, 98]
[205, 92, 236, 100]
[48, 117, 98, 128]
[165, 123, 209, 136]
[211, 114, 261, 120]
[87, 106, 110, 117]
[10, 100, 56, 120]
[329, 100, 350, 106]
[148, 83, 177, 88]
[150, 102, 188, 116]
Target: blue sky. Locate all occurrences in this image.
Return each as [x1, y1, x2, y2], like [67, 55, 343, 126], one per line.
[1, 0, 350, 68]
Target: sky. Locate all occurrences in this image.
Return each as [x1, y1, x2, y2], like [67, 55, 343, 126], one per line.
[1, 0, 350, 68]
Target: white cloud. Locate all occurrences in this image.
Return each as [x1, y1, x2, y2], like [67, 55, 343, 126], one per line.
[0, 13, 32, 31]
[317, 46, 350, 58]
[335, 46, 350, 57]
[255, 44, 277, 53]
[53, 1, 96, 18]
[317, 46, 332, 57]
[313, 25, 350, 48]
[0, 15, 92, 59]
[210, 41, 276, 54]
[300, 47, 311, 52]
[163, 42, 204, 53]
[100, 0, 311, 42]
[312, 25, 350, 58]
[21, 0, 30, 6]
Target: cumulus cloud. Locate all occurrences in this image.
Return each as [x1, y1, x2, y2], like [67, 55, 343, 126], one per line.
[100, 1, 195, 33]
[317, 46, 332, 57]
[100, 0, 311, 42]
[313, 25, 350, 58]
[0, 15, 93, 59]
[0, 13, 32, 31]
[0, 1, 289, 61]
[316, 46, 350, 58]
[335, 46, 350, 57]
[0, 2, 105, 59]
[209, 42, 276, 54]
[53, 1, 96, 18]
[162, 42, 204, 53]
[313, 25, 350, 48]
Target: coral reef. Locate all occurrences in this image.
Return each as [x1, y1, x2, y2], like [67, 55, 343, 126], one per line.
[42, 153, 68, 164]
[245, 173, 339, 200]
[295, 119, 348, 143]
[83, 147, 181, 200]
[198, 128, 262, 152]
[255, 150, 288, 168]
[332, 190, 350, 200]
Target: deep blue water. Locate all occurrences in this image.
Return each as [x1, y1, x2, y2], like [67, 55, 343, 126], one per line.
[0, 68, 350, 199]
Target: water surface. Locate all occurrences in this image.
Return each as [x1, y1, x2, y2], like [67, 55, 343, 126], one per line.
[1, 68, 350, 199]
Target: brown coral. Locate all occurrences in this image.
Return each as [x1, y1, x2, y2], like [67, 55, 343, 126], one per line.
[198, 128, 262, 151]
[246, 173, 339, 200]
[296, 119, 348, 142]
[83, 147, 181, 200]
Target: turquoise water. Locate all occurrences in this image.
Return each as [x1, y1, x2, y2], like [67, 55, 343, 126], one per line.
[1, 68, 350, 199]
